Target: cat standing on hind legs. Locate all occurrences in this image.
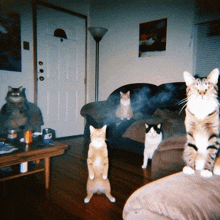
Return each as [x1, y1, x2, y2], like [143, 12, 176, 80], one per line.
[183, 68, 220, 178]
[84, 125, 116, 204]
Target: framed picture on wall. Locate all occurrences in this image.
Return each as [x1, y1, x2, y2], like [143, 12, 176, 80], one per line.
[0, 12, 21, 71]
[139, 18, 167, 57]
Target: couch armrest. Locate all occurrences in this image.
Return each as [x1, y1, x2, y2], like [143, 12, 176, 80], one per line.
[151, 135, 186, 180]
[123, 172, 220, 220]
[80, 100, 116, 124]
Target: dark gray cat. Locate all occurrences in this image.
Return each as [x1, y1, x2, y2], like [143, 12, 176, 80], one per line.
[0, 86, 43, 136]
[1, 86, 29, 132]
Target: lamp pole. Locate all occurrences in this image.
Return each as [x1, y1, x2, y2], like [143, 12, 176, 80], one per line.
[95, 41, 99, 102]
[88, 27, 108, 102]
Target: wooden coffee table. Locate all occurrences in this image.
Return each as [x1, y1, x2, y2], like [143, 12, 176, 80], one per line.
[0, 140, 68, 189]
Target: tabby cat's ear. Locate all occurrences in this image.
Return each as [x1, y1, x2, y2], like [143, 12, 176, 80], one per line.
[183, 71, 195, 87]
[89, 125, 95, 133]
[207, 68, 219, 85]
[8, 86, 13, 92]
[18, 86, 23, 92]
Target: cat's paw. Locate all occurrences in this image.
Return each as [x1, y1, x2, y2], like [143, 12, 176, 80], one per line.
[102, 175, 107, 180]
[84, 197, 90, 204]
[200, 169, 213, 178]
[142, 164, 147, 169]
[89, 174, 94, 180]
[183, 166, 195, 175]
[213, 167, 220, 176]
[110, 197, 116, 203]
[127, 118, 131, 120]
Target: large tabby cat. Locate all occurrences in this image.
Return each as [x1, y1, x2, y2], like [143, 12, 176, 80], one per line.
[84, 125, 115, 203]
[142, 123, 162, 169]
[1, 86, 29, 133]
[183, 68, 220, 178]
[115, 91, 133, 120]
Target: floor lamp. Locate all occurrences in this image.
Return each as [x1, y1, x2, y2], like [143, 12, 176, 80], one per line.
[88, 27, 108, 102]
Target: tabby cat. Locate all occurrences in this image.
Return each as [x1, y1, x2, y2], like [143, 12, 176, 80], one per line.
[183, 68, 220, 178]
[115, 91, 133, 120]
[142, 123, 162, 169]
[1, 86, 29, 133]
[84, 125, 115, 203]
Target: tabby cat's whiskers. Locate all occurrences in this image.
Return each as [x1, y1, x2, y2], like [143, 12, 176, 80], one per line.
[178, 98, 188, 114]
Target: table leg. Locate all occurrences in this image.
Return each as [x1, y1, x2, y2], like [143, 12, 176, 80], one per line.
[45, 157, 50, 189]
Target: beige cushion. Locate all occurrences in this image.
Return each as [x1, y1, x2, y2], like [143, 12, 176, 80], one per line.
[151, 135, 186, 180]
[123, 171, 220, 220]
[123, 109, 185, 143]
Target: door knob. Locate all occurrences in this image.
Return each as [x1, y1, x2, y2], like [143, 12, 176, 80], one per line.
[39, 76, 44, 81]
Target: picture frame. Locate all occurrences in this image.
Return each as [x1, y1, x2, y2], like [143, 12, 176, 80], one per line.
[139, 18, 167, 57]
[0, 11, 21, 71]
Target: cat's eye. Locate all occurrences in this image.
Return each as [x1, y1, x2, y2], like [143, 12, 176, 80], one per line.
[12, 93, 20, 96]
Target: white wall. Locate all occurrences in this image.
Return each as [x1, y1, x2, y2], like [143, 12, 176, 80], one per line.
[88, 0, 195, 101]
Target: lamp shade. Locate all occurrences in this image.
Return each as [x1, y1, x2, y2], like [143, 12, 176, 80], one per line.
[88, 27, 108, 42]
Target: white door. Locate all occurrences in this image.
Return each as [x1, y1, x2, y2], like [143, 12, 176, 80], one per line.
[37, 6, 86, 137]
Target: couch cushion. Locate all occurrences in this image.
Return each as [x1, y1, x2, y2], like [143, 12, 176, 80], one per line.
[123, 171, 220, 220]
[123, 109, 185, 143]
[151, 135, 186, 180]
[156, 134, 186, 151]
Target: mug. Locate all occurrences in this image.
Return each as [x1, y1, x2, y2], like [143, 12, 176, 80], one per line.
[8, 130, 17, 139]
[42, 128, 55, 143]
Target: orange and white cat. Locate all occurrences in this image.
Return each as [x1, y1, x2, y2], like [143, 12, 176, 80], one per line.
[115, 91, 133, 120]
[84, 125, 115, 203]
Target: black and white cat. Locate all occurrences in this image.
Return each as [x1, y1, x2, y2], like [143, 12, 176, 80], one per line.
[142, 123, 163, 169]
